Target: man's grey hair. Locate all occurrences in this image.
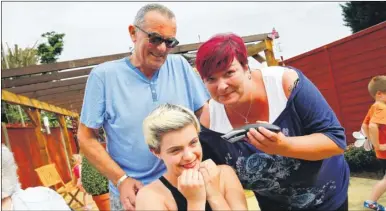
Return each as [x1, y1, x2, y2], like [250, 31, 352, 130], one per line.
[1, 144, 21, 199]
[134, 3, 175, 27]
[143, 104, 200, 153]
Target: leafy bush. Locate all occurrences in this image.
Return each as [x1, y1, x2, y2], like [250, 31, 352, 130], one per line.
[344, 145, 380, 172]
[81, 156, 109, 196]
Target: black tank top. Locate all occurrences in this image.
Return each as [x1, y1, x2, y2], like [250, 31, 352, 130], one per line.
[159, 176, 213, 211]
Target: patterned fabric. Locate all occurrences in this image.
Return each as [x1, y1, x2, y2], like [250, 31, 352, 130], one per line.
[110, 193, 124, 211]
[364, 200, 385, 211]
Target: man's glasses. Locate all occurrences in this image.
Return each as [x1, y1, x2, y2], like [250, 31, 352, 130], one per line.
[135, 25, 179, 48]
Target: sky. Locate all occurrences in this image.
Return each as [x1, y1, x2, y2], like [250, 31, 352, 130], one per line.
[2, 1, 352, 68]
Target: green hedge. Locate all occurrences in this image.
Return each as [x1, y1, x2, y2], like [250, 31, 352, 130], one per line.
[344, 146, 380, 173]
[81, 156, 109, 196]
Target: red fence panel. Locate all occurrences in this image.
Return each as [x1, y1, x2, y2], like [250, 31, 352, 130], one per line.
[3, 125, 78, 188]
[285, 22, 386, 144]
[45, 128, 72, 183]
[5, 126, 42, 188]
[67, 128, 78, 154]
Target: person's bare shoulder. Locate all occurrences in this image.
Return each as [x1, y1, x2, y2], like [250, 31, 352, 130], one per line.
[136, 181, 167, 210]
[218, 164, 236, 175]
[200, 102, 211, 128]
[282, 68, 299, 98]
[218, 164, 239, 184]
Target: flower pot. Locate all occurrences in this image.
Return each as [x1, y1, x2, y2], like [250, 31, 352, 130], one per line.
[92, 192, 110, 211]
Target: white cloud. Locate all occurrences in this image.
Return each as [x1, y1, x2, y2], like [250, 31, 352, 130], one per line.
[2, 1, 351, 68]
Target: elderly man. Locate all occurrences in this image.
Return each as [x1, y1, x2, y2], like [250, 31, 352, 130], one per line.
[1, 144, 71, 210]
[77, 3, 210, 211]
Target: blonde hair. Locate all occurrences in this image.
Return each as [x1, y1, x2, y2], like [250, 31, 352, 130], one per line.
[71, 154, 82, 167]
[368, 75, 386, 99]
[143, 104, 200, 153]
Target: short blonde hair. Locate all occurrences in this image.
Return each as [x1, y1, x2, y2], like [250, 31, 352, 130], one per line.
[71, 154, 82, 167]
[368, 75, 386, 99]
[143, 104, 200, 153]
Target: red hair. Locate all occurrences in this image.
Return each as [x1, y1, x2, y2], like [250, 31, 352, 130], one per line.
[195, 33, 248, 79]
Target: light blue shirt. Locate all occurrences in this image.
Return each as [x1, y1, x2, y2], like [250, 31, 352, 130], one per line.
[80, 54, 210, 196]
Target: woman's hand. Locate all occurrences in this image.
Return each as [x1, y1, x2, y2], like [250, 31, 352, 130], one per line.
[199, 159, 221, 200]
[178, 169, 206, 204]
[246, 126, 291, 156]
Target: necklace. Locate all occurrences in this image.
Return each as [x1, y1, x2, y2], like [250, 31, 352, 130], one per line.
[228, 92, 253, 124]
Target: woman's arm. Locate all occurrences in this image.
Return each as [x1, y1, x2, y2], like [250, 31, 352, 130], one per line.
[198, 160, 247, 210]
[219, 165, 248, 210]
[283, 133, 343, 160]
[136, 187, 168, 210]
[248, 68, 346, 161]
[206, 165, 247, 210]
[284, 68, 346, 158]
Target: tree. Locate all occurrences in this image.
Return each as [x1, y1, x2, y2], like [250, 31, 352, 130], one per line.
[1, 43, 39, 124]
[341, 2, 386, 33]
[37, 31, 65, 64]
[1, 41, 60, 126]
[2, 31, 68, 126]
[1, 42, 39, 69]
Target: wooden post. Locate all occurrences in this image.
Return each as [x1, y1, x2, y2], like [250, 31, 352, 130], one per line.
[57, 115, 74, 176]
[264, 39, 279, 66]
[24, 107, 51, 166]
[58, 115, 73, 180]
[71, 116, 81, 153]
[17, 105, 26, 127]
[57, 115, 73, 155]
[252, 54, 266, 63]
[2, 123, 12, 149]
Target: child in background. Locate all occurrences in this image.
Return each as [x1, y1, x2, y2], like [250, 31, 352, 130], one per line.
[362, 75, 386, 211]
[72, 154, 91, 211]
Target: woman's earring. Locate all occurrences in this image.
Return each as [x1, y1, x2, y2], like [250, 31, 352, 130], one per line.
[248, 74, 252, 80]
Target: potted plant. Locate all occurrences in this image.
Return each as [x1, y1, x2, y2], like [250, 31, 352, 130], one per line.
[81, 156, 110, 211]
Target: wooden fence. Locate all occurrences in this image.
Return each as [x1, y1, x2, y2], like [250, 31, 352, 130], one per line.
[284, 21, 386, 143]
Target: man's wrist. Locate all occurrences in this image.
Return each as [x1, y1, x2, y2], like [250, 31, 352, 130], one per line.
[116, 174, 129, 189]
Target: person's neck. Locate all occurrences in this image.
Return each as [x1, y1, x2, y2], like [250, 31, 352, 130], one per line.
[162, 171, 179, 188]
[2, 196, 12, 210]
[375, 99, 386, 105]
[226, 80, 266, 111]
[129, 54, 157, 79]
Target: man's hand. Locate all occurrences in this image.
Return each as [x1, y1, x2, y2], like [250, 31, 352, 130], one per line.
[118, 177, 144, 211]
[199, 159, 221, 200]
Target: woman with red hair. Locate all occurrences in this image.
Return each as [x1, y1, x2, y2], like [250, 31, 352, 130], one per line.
[196, 33, 349, 211]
